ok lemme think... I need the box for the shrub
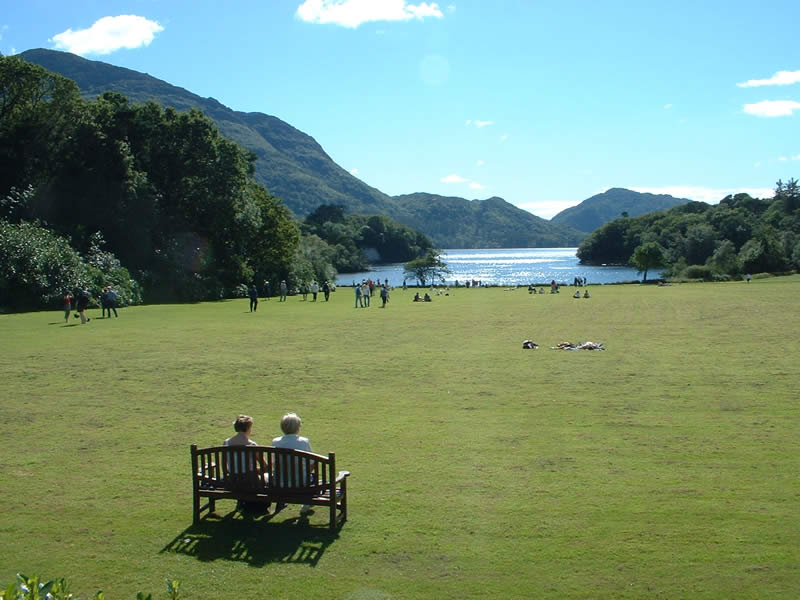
[0,574,181,600]
[0,221,87,309]
[682,265,714,281]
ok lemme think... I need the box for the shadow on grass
[161,510,338,566]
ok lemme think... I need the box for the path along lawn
[1,277,799,599]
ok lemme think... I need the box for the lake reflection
[336,248,651,287]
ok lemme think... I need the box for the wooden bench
[191,444,350,531]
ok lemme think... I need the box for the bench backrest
[192,445,336,494]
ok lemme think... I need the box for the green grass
[2,278,799,599]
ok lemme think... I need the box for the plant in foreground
[0,575,180,600]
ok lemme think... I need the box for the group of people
[63,286,119,324]
[224,412,315,516]
[572,289,591,298]
[260,280,333,305]
[355,279,390,308]
[413,292,432,302]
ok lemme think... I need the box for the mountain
[393,193,583,248]
[550,188,691,233]
[19,48,584,248]
[19,48,399,219]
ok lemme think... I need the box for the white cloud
[743,100,800,117]
[349,167,360,175]
[465,119,493,127]
[50,15,163,55]
[663,103,673,109]
[499,134,508,142]
[779,157,788,161]
[475,159,484,167]
[630,186,774,204]
[296,0,443,28]
[0,25,7,41]
[469,182,484,189]
[447,4,457,13]
[737,70,800,88]
[441,174,468,183]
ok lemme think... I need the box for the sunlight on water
[336,248,652,287]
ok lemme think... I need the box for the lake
[336,248,652,287]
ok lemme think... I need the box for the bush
[0,221,87,309]
[682,265,714,281]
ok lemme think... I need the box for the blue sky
[3,0,799,218]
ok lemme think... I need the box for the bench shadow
[161,510,338,567]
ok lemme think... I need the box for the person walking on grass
[323,280,331,301]
[75,287,91,324]
[355,284,363,308]
[279,280,288,301]
[311,280,319,302]
[380,284,389,308]
[249,284,259,312]
[63,290,73,323]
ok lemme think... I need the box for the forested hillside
[0,55,432,308]
[577,185,800,280]
[393,193,583,248]
[551,188,690,233]
[20,48,584,249]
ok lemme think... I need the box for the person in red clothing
[63,290,73,323]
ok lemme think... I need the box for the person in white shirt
[272,412,314,516]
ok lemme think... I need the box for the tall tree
[403,249,451,286]
[630,242,666,282]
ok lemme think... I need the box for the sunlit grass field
[1,277,799,599]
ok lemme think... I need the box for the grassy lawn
[1,277,799,599]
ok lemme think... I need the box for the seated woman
[423,293,432,302]
[583,290,590,298]
[272,412,315,516]
[413,292,421,302]
[224,414,269,512]
[573,290,581,298]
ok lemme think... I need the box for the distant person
[263,280,272,300]
[573,290,581,298]
[279,280,288,301]
[355,284,363,308]
[423,293,432,302]
[311,280,319,301]
[380,284,389,307]
[63,290,73,323]
[104,286,119,318]
[323,280,331,301]
[272,412,315,516]
[75,287,91,324]
[583,290,591,298]
[746,273,751,283]
[300,281,308,301]
[248,284,259,312]
[402,279,407,291]
[413,292,421,302]
[362,281,370,307]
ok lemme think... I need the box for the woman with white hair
[272,412,314,516]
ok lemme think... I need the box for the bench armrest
[335,470,350,483]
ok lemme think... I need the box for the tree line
[0,55,433,309]
[577,182,800,281]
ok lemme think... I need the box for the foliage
[301,205,433,274]
[0,575,179,600]
[630,242,666,281]
[403,248,452,286]
[0,220,86,309]
[578,186,800,278]
[0,55,300,305]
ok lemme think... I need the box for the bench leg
[192,488,201,524]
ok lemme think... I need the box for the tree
[403,249,451,286]
[630,242,666,282]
